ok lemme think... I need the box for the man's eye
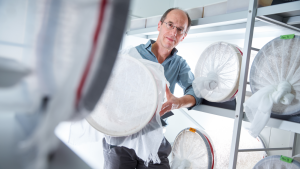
[168,23,173,27]
[177,28,183,32]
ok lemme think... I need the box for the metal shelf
[127,1,300,39]
[192,104,300,134]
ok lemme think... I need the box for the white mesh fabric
[68,119,104,145]
[253,155,300,169]
[86,54,157,136]
[71,48,167,166]
[171,129,212,169]
[193,42,242,102]
[246,36,300,137]
[249,36,300,115]
[105,51,166,166]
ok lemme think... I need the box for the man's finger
[160,103,169,116]
[165,85,172,100]
[160,109,167,116]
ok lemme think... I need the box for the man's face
[157,9,188,50]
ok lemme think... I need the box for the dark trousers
[102,137,172,169]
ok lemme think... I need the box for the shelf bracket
[256,15,300,32]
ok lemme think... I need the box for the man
[103,8,202,169]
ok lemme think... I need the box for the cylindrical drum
[250,35,300,115]
[86,54,158,137]
[193,42,242,102]
[171,127,216,169]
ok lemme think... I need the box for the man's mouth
[166,37,175,42]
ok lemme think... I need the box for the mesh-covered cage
[249,35,300,115]
[171,127,216,169]
[74,48,168,165]
[85,54,158,137]
[253,155,300,169]
[245,35,300,137]
[193,42,242,102]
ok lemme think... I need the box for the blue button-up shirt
[135,40,202,109]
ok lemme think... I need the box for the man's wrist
[179,95,196,108]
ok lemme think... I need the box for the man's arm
[159,85,196,116]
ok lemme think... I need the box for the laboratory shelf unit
[192,104,300,135]
[127,1,300,39]
[126,1,300,169]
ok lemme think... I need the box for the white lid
[250,36,300,115]
[86,54,158,137]
[194,42,242,102]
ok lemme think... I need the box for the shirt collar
[144,40,178,57]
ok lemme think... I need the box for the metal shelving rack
[227,1,300,168]
[127,1,300,168]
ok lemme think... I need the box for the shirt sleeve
[177,58,202,110]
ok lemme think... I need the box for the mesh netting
[70,47,167,166]
[193,42,242,102]
[253,155,300,169]
[249,36,300,115]
[86,54,157,137]
[246,36,300,137]
[171,128,213,169]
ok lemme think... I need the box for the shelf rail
[239,147,293,152]
[256,15,300,32]
[228,0,258,168]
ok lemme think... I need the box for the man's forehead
[165,10,188,28]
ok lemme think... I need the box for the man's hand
[159,85,196,117]
[159,85,181,116]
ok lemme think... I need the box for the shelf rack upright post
[228,0,258,168]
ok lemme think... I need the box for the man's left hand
[159,85,181,116]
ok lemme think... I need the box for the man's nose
[170,26,177,36]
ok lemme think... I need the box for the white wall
[129,0,227,18]
[130,0,175,18]
[174,0,227,10]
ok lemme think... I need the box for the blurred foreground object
[0,57,30,88]
[0,0,130,168]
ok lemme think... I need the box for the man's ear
[157,21,162,31]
